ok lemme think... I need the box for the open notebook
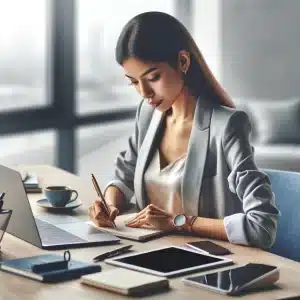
[87,213,164,241]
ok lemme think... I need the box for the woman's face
[122,57,184,112]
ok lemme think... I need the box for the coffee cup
[44,186,78,207]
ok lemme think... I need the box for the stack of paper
[22,173,42,193]
[81,268,169,296]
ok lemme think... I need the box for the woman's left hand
[125,204,176,231]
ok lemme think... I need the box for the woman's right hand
[88,200,119,227]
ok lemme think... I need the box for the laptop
[0,164,120,250]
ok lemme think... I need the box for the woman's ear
[178,50,191,74]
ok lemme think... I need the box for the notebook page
[86,213,163,241]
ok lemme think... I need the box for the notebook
[22,173,42,193]
[87,213,164,241]
[81,268,169,296]
[0,252,101,282]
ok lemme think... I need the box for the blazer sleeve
[222,110,281,249]
[103,101,143,205]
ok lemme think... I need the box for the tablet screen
[184,263,277,293]
[108,246,232,276]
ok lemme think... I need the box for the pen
[0,192,5,210]
[93,245,133,262]
[91,174,117,228]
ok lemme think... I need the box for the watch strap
[187,216,197,232]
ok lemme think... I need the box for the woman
[88,12,280,249]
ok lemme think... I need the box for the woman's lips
[149,99,163,108]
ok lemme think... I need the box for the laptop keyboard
[35,218,85,245]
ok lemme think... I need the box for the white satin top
[144,149,187,215]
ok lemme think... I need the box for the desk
[0,164,299,299]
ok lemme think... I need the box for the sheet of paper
[87,213,163,241]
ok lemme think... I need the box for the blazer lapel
[134,109,164,209]
[181,95,213,215]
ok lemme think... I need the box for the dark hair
[116,11,235,108]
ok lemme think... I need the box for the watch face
[174,214,186,226]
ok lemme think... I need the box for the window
[77,120,134,179]
[0,0,192,173]
[77,0,175,115]
[0,130,55,166]
[0,0,47,112]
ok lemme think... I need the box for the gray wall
[221,0,300,99]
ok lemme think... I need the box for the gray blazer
[105,95,280,249]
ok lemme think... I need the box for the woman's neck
[168,90,197,124]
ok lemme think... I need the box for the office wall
[221,0,300,99]
[193,0,221,80]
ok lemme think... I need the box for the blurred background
[0,0,299,186]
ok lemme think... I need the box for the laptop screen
[0,165,42,248]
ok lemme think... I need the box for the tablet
[105,246,233,277]
[182,263,279,296]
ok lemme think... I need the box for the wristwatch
[173,214,197,232]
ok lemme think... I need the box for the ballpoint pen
[91,174,117,228]
[93,245,133,262]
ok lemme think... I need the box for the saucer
[36,199,82,211]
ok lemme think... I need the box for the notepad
[81,268,169,296]
[87,213,164,241]
[0,253,101,282]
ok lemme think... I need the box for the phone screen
[184,263,277,294]
[186,241,232,255]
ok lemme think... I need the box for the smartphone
[186,241,232,256]
[183,263,279,296]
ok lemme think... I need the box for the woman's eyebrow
[125,67,158,79]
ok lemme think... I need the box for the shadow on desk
[129,285,172,298]
[235,284,283,297]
